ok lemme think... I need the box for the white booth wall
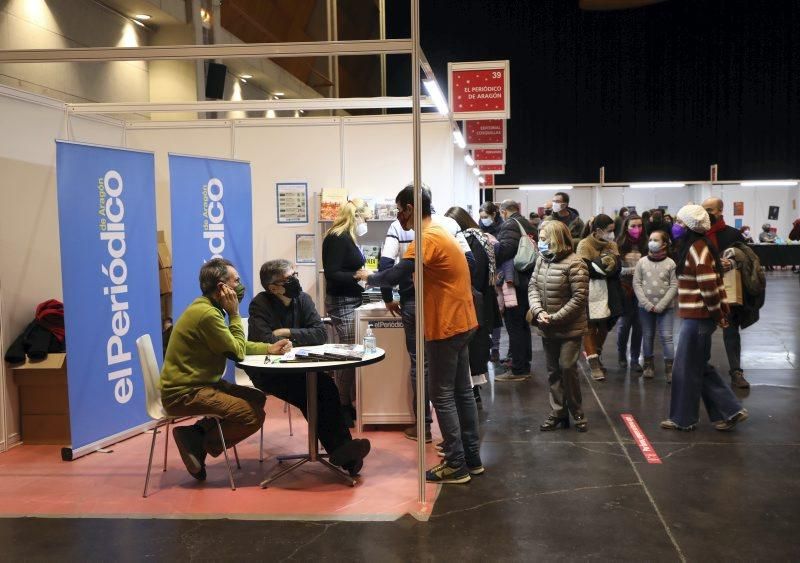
[0,86,125,450]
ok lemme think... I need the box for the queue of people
[158,185,762,489]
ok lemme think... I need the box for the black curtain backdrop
[386,0,800,184]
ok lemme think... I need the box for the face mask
[628,226,643,240]
[544,209,552,216]
[552,202,564,213]
[398,207,412,231]
[480,217,493,227]
[356,221,368,237]
[281,276,302,299]
[234,282,246,303]
[648,240,662,253]
[537,240,549,253]
[671,224,687,240]
[599,231,614,242]
[707,213,718,226]
[744,230,751,237]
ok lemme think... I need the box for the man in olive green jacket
[161,258,291,480]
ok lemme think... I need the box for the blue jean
[401,299,432,425]
[427,330,481,467]
[638,308,675,361]
[669,318,743,427]
[617,290,642,363]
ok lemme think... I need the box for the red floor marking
[621,414,662,464]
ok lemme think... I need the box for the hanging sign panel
[474,149,505,165]
[479,163,506,175]
[56,141,161,454]
[465,119,506,149]
[483,174,495,187]
[448,60,511,120]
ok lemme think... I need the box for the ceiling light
[464,154,475,166]
[739,180,798,187]
[423,79,449,116]
[133,14,151,21]
[267,110,276,119]
[452,130,466,149]
[273,92,284,97]
[472,167,480,176]
[629,182,686,189]
[519,184,574,191]
[240,78,247,83]
[240,74,252,79]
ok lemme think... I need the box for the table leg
[307,371,319,461]
[260,458,308,488]
[319,457,356,486]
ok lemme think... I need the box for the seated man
[160,258,292,481]
[246,259,371,476]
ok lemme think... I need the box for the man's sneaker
[714,409,749,431]
[466,459,485,475]
[730,370,750,389]
[425,461,471,484]
[403,425,433,443]
[172,426,206,480]
[660,419,696,431]
[496,372,530,382]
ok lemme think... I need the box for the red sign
[448,60,510,120]
[465,120,506,148]
[474,149,505,164]
[479,163,505,174]
[483,174,495,187]
[621,414,662,464]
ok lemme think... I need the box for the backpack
[730,242,766,306]
[513,219,537,272]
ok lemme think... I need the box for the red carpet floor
[0,406,440,521]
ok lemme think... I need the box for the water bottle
[363,325,376,354]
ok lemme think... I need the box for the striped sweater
[677,240,729,321]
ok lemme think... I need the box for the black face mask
[282,276,302,299]
[544,209,552,216]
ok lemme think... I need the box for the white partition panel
[0,87,124,449]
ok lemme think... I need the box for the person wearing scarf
[633,230,677,382]
[615,214,648,373]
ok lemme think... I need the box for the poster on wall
[56,141,161,457]
[276,182,308,224]
[768,206,780,220]
[733,201,744,216]
[296,234,316,264]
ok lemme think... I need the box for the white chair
[138,334,236,497]
[234,317,294,441]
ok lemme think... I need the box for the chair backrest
[233,317,251,386]
[136,334,166,420]
[321,316,337,344]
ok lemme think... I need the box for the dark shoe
[588,355,605,381]
[330,438,371,468]
[630,362,644,374]
[730,370,750,389]
[403,425,433,443]
[467,463,485,475]
[574,419,588,432]
[660,419,696,431]
[643,357,655,378]
[714,409,749,431]
[664,359,673,384]
[340,405,355,429]
[618,355,628,369]
[425,461,471,484]
[172,426,206,480]
[473,386,482,409]
[540,416,570,431]
[342,458,364,477]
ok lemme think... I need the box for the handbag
[512,219,537,272]
[588,278,611,320]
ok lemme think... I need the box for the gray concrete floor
[2,273,798,561]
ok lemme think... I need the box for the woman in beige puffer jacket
[527,220,589,432]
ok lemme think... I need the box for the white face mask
[480,217,493,227]
[648,240,662,253]
[552,202,564,213]
[356,221,368,237]
[601,231,615,242]
[744,230,751,237]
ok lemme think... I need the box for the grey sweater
[633,256,678,313]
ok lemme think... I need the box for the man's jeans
[638,308,675,360]
[669,318,743,427]
[401,299,432,425]
[427,330,481,467]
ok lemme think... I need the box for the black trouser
[722,306,743,374]
[247,371,352,455]
[503,283,532,375]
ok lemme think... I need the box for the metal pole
[379,0,387,114]
[190,0,206,102]
[411,0,425,506]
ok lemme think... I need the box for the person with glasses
[245,259,371,476]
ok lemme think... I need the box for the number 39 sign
[448,60,510,120]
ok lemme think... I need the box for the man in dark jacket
[551,191,585,242]
[246,259,370,476]
[703,197,750,389]
[496,200,536,379]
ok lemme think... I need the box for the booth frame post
[379,0,387,114]
[411,0,426,506]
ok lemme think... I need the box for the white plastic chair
[138,334,237,497]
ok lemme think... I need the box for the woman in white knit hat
[661,204,748,432]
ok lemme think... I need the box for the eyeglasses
[274,272,299,285]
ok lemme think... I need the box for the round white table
[237,346,385,488]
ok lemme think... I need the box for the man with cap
[702,197,750,389]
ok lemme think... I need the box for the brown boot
[664,359,673,384]
[730,369,750,389]
[587,355,605,381]
[643,357,655,379]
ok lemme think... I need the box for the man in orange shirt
[357,186,482,484]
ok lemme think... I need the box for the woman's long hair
[326,198,371,241]
[616,213,648,255]
[445,206,480,231]
[675,230,723,276]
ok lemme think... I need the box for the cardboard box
[12,353,71,445]
[159,267,172,295]
[157,230,172,269]
[723,269,743,306]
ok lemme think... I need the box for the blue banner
[168,154,253,380]
[56,141,161,450]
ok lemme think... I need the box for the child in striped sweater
[660,205,748,432]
